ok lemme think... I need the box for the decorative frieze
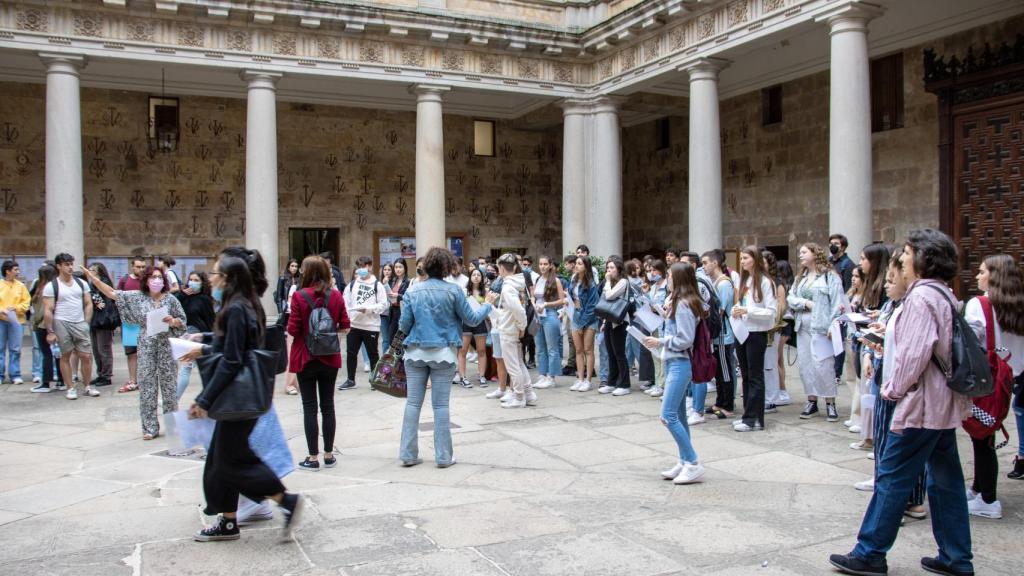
[643,38,660,62]
[728,1,750,26]
[517,58,539,79]
[177,23,204,48]
[317,37,340,60]
[125,19,154,42]
[553,62,574,83]
[621,46,637,71]
[15,8,47,32]
[226,29,251,52]
[669,25,686,50]
[480,53,502,75]
[442,50,465,71]
[273,33,296,56]
[360,41,384,63]
[698,14,716,41]
[764,0,787,12]
[73,12,104,38]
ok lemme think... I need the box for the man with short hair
[665,249,680,266]
[444,257,470,291]
[0,260,31,384]
[43,253,97,399]
[117,257,147,392]
[702,250,737,416]
[828,233,855,382]
[154,255,180,293]
[320,251,346,291]
[339,256,388,390]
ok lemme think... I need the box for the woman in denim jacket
[569,256,601,392]
[786,243,844,422]
[398,248,494,468]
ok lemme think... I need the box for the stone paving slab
[408,497,575,548]
[0,475,129,514]
[347,548,507,576]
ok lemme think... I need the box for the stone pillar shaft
[243,70,281,315]
[42,54,86,263]
[560,105,587,257]
[412,85,450,254]
[685,59,727,255]
[590,99,622,258]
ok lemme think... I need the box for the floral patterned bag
[371,329,408,398]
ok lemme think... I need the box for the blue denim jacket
[570,281,600,327]
[399,278,492,349]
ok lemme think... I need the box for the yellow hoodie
[0,279,31,324]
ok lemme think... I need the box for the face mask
[486,271,497,281]
[648,273,661,282]
[188,281,202,292]
[212,287,223,302]
[522,266,532,274]
[148,278,164,293]
[357,268,370,279]
[829,244,840,255]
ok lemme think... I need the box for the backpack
[696,275,723,340]
[691,317,717,383]
[299,289,341,356]
[921,283,993,398]
[962,296,1014,446]
[51,277,88,309]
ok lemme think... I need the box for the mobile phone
[855,330,883,345]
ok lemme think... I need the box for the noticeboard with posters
[374,232,467,269]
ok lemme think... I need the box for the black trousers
[298,359,338,456]
[387,306,402,341]
[738,332,767,426]
[520,333,536,364]
[35,328,61,386]
[604,322,630,389]
[346,328,380,381]
[203,418,285,515]
[637,344,654,384]
[714,342,737,411]
[90,327,114,381]
[971,435,998,503]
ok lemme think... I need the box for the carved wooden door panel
[953,100,1024,295]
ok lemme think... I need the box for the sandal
[118,381,139,393]
[285,386,298,395]
[142,432,158,441]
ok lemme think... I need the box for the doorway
[289,228,340,263]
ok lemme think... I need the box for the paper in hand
[169,337,203,360]
[633,305,662,333]
[830,321,844,356]
[146,307,169,335]
[626,325,654,348]
[729,315,749,344]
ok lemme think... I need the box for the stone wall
[0,83,562,271]
[622,15,1022,261]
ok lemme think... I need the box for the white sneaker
[673,462,706,484]
[525,391,538,406]
[570,380,582,392]
[843,419,854,427]
[849,424,862,434]
[501,397,526,409]
[850,440,872,451]
[966,488,979,501]
[32,376,41,384]
[687,412,705,425]
[854,478,875,492]
[598,385,616,394]
[66,388,78,400]
[364,363,371,373]
[776,391,791,405]
[661,462,685,480]
[967,497,1002,519]
[707,382,716,393]
[485,389,505,399]
[577,381,592,392]
[611,387,631,396]
[534,377,554,389]
[13,377,23,385]
[648,385,664,398]
[643,386,654,395]
[84,386,100,397]
[499,390,515,403]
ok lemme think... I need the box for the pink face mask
[148,278,164,293]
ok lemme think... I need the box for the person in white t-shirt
[155,255,180,294]
[42,253,96,400]
[339,256,389,390]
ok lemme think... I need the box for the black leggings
[971,435,998,503]
[203,418,285,515]
[604,322,630,389]
[738,332,767,426]
[714,342,737,412]
[298,360,338,456]
[346,328,380,380]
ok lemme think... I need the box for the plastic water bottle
[51,342,61,359]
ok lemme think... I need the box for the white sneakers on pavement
[687,411,705,425]
[598,385,616,394]
[673,462,706,484]
[577,381,592,392]
[533,376,555,389]
[485,388,505,399]
[967,496,1002,519]
[854,478,875,492]
[611,387,631,396]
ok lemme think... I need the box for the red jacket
[287,287,350,373]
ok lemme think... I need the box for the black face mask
[486,271,497,281]
[416,267,424,276]
[829,244,840,256]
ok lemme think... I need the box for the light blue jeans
[691,382,708,413]
[380,315,392,354]
[598,331,609,382]
[625,335,640,373]
[534,313,562,378]
[0,320,24,380]
[175,327,199,400]
[662,357,698,463]
[31,328,43,380]
[400,360,457,465]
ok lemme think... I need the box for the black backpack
[921,283,993,398]
[299,290,340,356]
[696,274,723,340]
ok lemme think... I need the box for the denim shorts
[571,319,599,332]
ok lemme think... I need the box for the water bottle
[51,342,61,359]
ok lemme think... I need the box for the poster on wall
[11,256,48,285]
[86,257,130,287]
[173,258,210,284]
[375,233,466,268]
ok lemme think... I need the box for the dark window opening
[655,117,670,150]
[871,53,904,132]
[761,85,782,126]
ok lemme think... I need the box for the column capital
[241,70,282,89]
[814,1,885,33]
[678,57,729,81]
[559,95,624,116]
[39,52,86,74]
[410,84,451,102]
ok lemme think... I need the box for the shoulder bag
[196,348,278,421]
[371,329,408,398]
[595,280,634,324]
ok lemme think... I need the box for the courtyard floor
[0,346,1020,576]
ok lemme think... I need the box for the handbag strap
[919,282,955,377]
[978,296,996,356]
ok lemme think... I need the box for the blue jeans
[852,428,973,573]
[176,327,200,400]
[1015,396,1024,458]
[625,335,640,372]
[598,331,609,382]
[400,360,457,465]
[380,315,392,354]
[661,358,698,463]
[31,328,42,380]
[534,313,561,377]
[691,382,708,413]
[0,320,24,380]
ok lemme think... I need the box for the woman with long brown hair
[569,256,601,392]
[731,246,778,432]
[848,243,891,438]
[964,254,1024,516]
[787,242,844,421]
[644,262,707,484]
[532,255,566,389]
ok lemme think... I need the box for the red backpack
[962,296,1014,446]
[691,317,717,383]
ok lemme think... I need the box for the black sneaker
[324,453,337,468]
[460,378,473,389]
[764,403,778,414]
[1008,455,1024,480]
[93,378,113,387]
[194,516,241,542]
[298,458,320,471]
[920,556,974,576]
[337,379,356,391]
[826,403,839,422]
[799,401,819,419]
[828,553,887,576]
[279,493,302,539]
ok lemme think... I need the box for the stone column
[242,70,281,315]
[411,84,450,254]
[683,58,727,255]
[560,100,588,257]
[590,97,623,257]
[823,7,880,255]
[41,53,86,263]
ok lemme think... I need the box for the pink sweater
[882,279,972,432]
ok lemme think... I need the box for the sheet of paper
[812,334,835,362]
[169,337,203,361]
[4,309,17,324]
[633,305,663,333]
[840,312,872,326]
[729,315,749,344]
[830,321,844,356]
[626,324,655,348]
[171,410,215,451]
[648,299,665,317]
[146,307,169,335]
